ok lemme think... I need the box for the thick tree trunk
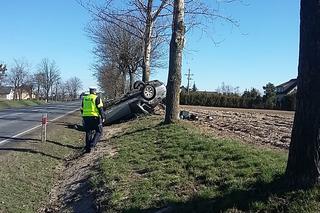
[286,0,320,187]
[164,0,185,124]
[142,0,153,82]
[18,88,22,100]
[46,89,49,102]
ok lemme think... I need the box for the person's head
[89,86,97,94]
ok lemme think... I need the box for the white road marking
[0,108,79,146]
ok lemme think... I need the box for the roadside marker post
[41,114,48,142]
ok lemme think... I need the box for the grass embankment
[0,99,45,110]
[0,113,83,213]
[93,116,320,212]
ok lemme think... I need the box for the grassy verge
[93,116,320,212]
[0,99,46,110]
[0,113,84,213]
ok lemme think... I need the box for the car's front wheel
[142,84,156,101]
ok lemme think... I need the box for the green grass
[0,114,83,213]
[0,99,46,110]
[93,116,320,213]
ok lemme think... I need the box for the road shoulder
[0,113,84,213]
[43,122,128,212]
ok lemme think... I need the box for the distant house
[0,86,14,100]
[18,84,34,100]
[276,78,297,99]
[0,85,34,100]
[180,86,188,93]
[276,78,297,110]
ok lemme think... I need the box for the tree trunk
[18,88,22,100]
[37,85,40,100]
[164,0,185,124]
[122,71,127,94]
[55,85,58,101]
[129,72,134,91]
[142,0,153,82]
[46,89,49,102]
[285,0,320,187]
[13,84,18,100]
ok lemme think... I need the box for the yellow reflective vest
[82,94,103,117]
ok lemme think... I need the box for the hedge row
[180,92,296,111]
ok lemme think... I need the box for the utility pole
[185,68,194,94]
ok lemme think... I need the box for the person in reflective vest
[81,86,105,153]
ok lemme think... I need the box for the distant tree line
[180,82,296,111]
[0,58,83,102]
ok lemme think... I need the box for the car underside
[103,80,166,125]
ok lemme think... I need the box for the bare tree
[285,0,320,187]
[80,0,171,82]
[33,71,45,100]
[68,77,83,99]
[165,0,185,123]
[37,58,60,102]
[81,0,238,82]
[64,80,73,101]
[23,74,35,99]
[59,81,68,101]
[216,82,240,95]
[0,63,7,85]
[7,59,30,100]
[94,63,125,99]
[89,19,144,92]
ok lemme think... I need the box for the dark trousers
[83,116,103,149]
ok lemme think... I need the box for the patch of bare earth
[181,105,294,150]
[42,124,125,213]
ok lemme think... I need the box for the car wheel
[133,81,145,90]
[142,84,156,101]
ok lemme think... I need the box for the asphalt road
[0,101,81,146]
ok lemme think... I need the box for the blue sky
[0,0,300,93]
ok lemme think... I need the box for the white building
[0,86,14,100]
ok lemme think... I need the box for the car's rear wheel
[142,84,156,101]
[133,80,145,90]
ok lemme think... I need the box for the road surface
[0,101,81,146]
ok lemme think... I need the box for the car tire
[133,81,145,90]
[142,84,156,101]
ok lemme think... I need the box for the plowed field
[181,105,295,149]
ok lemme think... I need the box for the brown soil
[181,105,295,149]
[42,123,125,213]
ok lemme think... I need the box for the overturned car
[103,80,166,124]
